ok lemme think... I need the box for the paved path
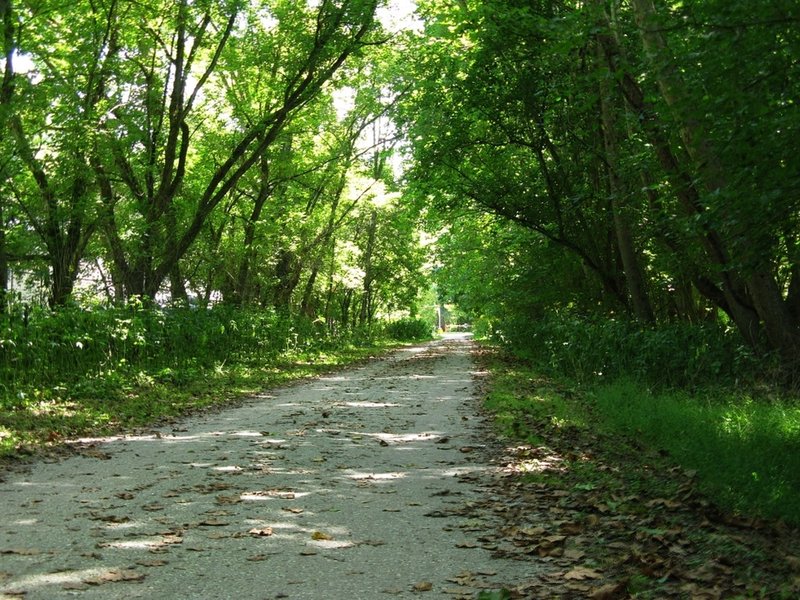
[1,334,535,598]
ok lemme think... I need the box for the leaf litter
[456,349,800,598]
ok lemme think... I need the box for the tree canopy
[1,0,798,374]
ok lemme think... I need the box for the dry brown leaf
[248,527,274,537]
[62,582,89,591]
[215,494,241,505]
[136,559,168,567]
[564,567,603,581]
[84,569,145,585]
[311,531,333,541]
[247,554,269,561]
[589,582,626,599]
[413,581,433,592]
[0,548,42,556]
[198,519,229,527]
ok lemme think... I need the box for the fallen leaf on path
[311,531,333,541]
[243,489,295,500]
[215,494,241,505]
[413,581,433,591]
[62,582,89,591]
[198,519,229,526]
[136,559,168,567]
[247,554,269,561]
[89,513,130,523]
[82,449,112,460]
[564,567,603,581]
[83,569,145,585]
[282,507,304,514]
[248,527,274,537]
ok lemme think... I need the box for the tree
[91,0,382,300]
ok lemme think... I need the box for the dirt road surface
[1,334,535,598]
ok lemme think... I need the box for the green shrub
[0,304,336,405]
[384,317,432,340]
[493,313,765,390]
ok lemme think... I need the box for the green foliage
[0,303,332,395]
[591,380,800,524]
[493,313,765,390]
[0,303,400,457]
[484,351,800,526]
[383,317,431,341]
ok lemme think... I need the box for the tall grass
[0,303,353,398]
[0,303,409,456]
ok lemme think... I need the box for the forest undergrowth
[484,314,800,526]
[478,334,800,598]
[0,304,430,459]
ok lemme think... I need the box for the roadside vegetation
[480,345,799,598]
[0,304,432,458]
[479,315,800,527]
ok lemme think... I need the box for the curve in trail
[0,334,536,599]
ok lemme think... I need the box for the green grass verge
[0,341,397,460]
[483,350,800,526]
[590,379,800,524]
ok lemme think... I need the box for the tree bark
[628,0,799,363]
[595,36,654,322]
[358,210,378,327]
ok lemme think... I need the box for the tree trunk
[595,37,654,322]
[628,0,800,363]
[300,263,320,318]
[592,6,765,347]
[358,210,378,327]
[0,200,7,312]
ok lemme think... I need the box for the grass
[590,379,800,524]
[481,349,800,526]
[0,341,397,460]
[479,348,800,597]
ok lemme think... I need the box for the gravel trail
[0,334,536,599]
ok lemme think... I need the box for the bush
[0,304,332,399]
[492,312,765,390]
[384,317,432,340]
